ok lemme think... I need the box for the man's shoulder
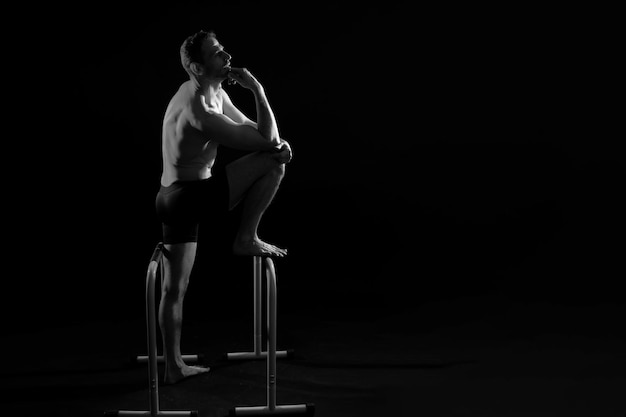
[168,87,204,117]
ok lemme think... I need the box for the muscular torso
[160,81,223,187]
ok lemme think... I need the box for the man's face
[200,37,232,79]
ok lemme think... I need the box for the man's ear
[190,62,204,76]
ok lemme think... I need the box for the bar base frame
[135,354,203,365]
[230,403,315,416]
[105,411,198,416]
[225,349,292,361]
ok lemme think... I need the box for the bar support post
[229,257,314,416]
[105,243,198,417]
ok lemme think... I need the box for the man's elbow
[261,139,280,151]
[268,136,282,147]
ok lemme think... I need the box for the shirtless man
[155,30,292,384]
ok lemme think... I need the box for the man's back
[161,81,220,187]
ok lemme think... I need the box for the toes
[266,245,285,257]
[242,239,288,257]
[265,243,287,255]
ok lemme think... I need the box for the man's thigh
[162,242,197,293]
[224,151,281,209]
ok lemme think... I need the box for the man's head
[180,30,232,81]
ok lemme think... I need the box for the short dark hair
[180,30,216,74]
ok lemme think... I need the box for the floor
[2,280,625,417]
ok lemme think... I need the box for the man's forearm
[252,85,281,146]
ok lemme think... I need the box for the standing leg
[159,242,210,384]
[226,151,287,257]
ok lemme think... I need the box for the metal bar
[111,411,198,416]
[254,256,263,355]
[266,257,277,410]
[106,242,197,417]
[135,354,202,364]
[147,256,162,415]
[230,257,313,416]
[232,404,311,416]
[225,351,290,360]
[226,256,292,361]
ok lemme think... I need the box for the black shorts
[155,169,230,244]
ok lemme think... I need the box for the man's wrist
[251,82,265,96]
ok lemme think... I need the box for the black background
[4,2,622,336]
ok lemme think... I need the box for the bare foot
[164,364,210,385]
[233,237,287,257]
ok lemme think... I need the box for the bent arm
[192,106,276,152]
[252,85,281,146]
[226,67,282,147]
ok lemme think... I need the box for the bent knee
[263,161,285,185]
[270,161,285,177]
[258,153,285,177]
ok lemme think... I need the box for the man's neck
[192,77,223,106]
